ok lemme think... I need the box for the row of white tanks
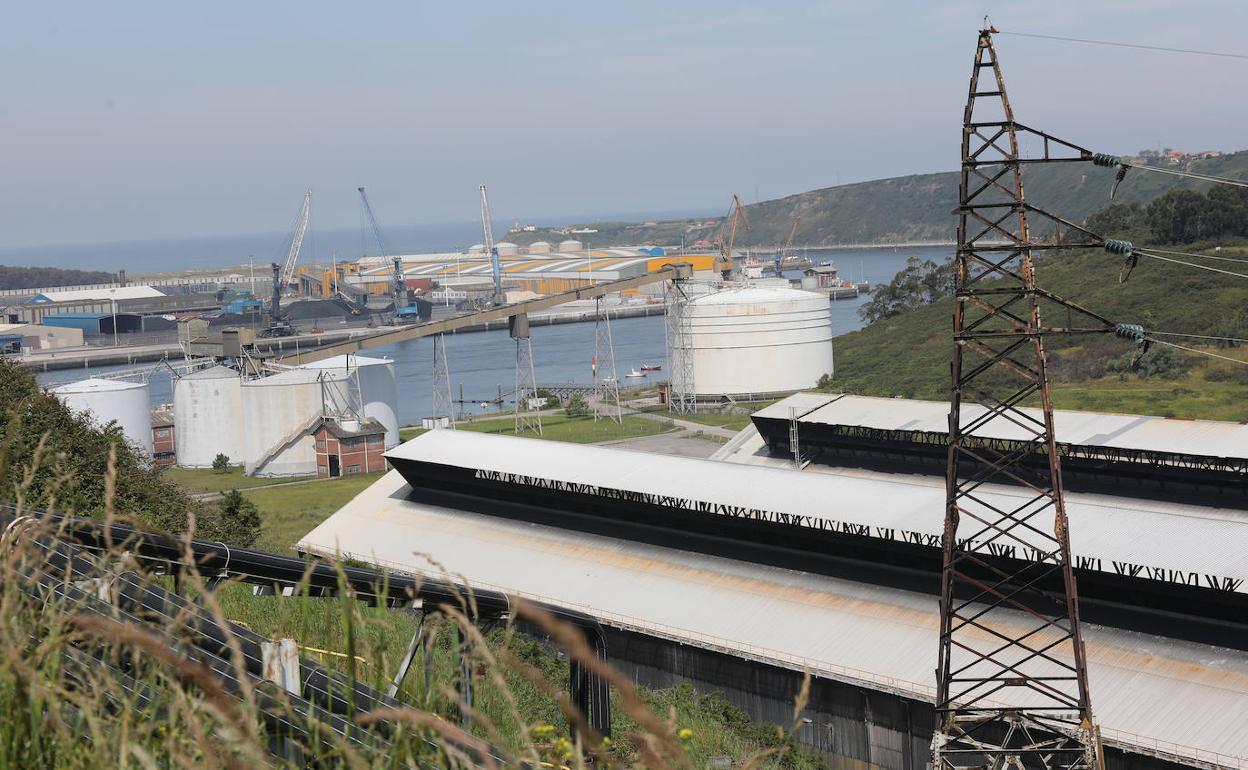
[174,354,399,476]
[51,289,831,465]
[672,286,835,399]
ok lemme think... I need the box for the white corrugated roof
[51,377,146,393]
[755,393,1248,461]
[297,469,1248,766]
[31,286,165,303]
[386,431,1248,594]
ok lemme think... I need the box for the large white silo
[299,354,399,448]
[52,378,153,456]
[558,239,583,253]
[670,287,834,401]
[241,369,326,476]
[528,241,552,254]
[494,241,519,257]
[173,365,244,467]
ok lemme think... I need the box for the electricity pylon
[935,28,1118,770]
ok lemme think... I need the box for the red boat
[640,363,662,371]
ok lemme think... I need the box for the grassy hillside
[829,246,1248,420]
[506,151,1248,250]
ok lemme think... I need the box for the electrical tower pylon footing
[432,334,455,428]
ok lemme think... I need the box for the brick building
[312,417,387,479]
[150,405,176,467]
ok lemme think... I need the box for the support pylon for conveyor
[431,334,455,428]
[592,297,622,423]
[511,313,542,436]
[665,279,695,415]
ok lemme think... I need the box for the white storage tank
[670,287,834,400]
[241,369,326,476]
[467,244,486,255]
[494,241,519,257]
[52,378,153,457]
[299,354,399,448]
[173,365,243,467]
[527,240,552,254]
[558,239,583,253]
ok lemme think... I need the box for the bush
[210,489,261,547]
[211,453,230,473]
[1105,344,1191,379]
[563,393,591,418]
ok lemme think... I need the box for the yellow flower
[678,728,694,741]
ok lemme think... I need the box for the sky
[2,0,1246,249]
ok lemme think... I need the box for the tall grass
[0,450,822,769]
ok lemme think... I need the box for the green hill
[827,245,1248,421]
[507,150,1248,249]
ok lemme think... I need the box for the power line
[1124,162,1248,190]
[1136,250,1248,279]
[1143,247,1248,265]
[1146,337,1248,366]
[1149,330,1248,344]
[998,30,1248,61]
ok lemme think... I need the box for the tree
[563,393,590,418]
[0,359,199,534]
[211,490,262,548]
[858,256,954,324]
[211,453,230,473]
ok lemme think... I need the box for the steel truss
[666,279,696,414]
[935,30,1118,770]
[593,298,622,423]
[432,334,455,427]
[512,314,543,436]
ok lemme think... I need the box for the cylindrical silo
[670,287,834,401]
[299,354,399,447]
[173,365,243,467]
[494,241,519,257]
[558,239,583,253]
[467,244,486,255]
[241,369,325,476]
[528,241,552,254]
[52,378,153,457]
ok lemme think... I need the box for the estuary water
[35,246,951,424]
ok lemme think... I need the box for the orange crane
[713,194,748,281]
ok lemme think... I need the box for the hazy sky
[3,0,1246,248]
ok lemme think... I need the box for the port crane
[776,215,800,273]
[358,187,412,317]
[480,184,503,303]
[278,190,312,289]
[713,194,749,281]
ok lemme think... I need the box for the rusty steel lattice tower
[936,29,1115,770]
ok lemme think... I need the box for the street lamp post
[109,288,118,347]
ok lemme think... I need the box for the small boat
[640,363,662,371]
[625,369,645,378]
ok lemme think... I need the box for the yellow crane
[713,194,748,281]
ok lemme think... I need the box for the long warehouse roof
[297,469,1248,769]
[386,430,1248,595]
[754,393,1248,462]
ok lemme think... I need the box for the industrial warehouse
[297,427,1248,770]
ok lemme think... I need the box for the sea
[32,239,952,424]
